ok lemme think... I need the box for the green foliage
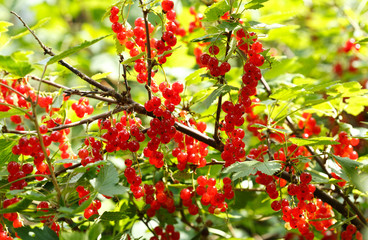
[93,163,128,197]
[289,137,340,147]
[0,55,33,77]
[192,84,238,113]
[0,138,19,169]
[47,35,111,65]
[223,160,281,180]
[15,226,59,240]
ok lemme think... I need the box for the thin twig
[29,76,117,104]
[11,11,124,103]
[214,31,233,142]
[138,0,153,100]
[260,76,367,229]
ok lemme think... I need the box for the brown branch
[214,31,233,142]
[11,11,124,103]
[138,0,153,100]
[260,76,367,229]
[30,102,62,201]
[279,172,364,230]
[55,163,82,177]
[29,76,117,104]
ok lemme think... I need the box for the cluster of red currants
[0,78,56,114]
[124,159,144,199]
[71,97,94,118]
[144,181,176,218]
[334,38,361,76]
[6,161,33,190]
[0,223,15,240]
[333,131,359,160]
[197,176,234,214]
[198,45,231,77]
[151,225,180,240]
[172,125,209,170]
[76,186,102,219]
[36,201,60,235]
[220,101,247,166]
[297,112,321,139]
[2,197,22,232]
[188,7,204,33]
[97,114,145,154]
[341,224,362,240]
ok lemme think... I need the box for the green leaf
[156,208,177,225]
[0,198,32,214]
[192,85,237,113]
[0,55,33,77]
[202,0,230,22]
[190,33,221,43]
[88,223,103,240]
[60,231,88,240]
[47,35,111,65]
[0,21,13,33]
[0,107,26,119]
[121,52,145,65]
[332,154,363,182]
[15,226,59,240]
[100,211,128,221]
[249,21,285,30]
[244,0,269,10]
[94,163,128,197]
[223,161,281,180]
[91,72,112,81]
[217,22,240,31]
[185,68,207,86]
[356,37,368,44]
[326,82,367,98]
[11,18,50,40]
[270,84,312,101]
[289,137,340,147]
[158,46,181,58]
[114,37,124,54]
[0,138,19,169]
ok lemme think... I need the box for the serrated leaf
[0,55,33,77]
[191,33,222,43]
[326,81,367,98]
[100,211,128,221]
[94,164,128,197]
[223,161,281,180]
[71,160,106,173]
[91,72,112,81]
[185,68,207,86]
[270,84,312,101]
[114,37,124,54]
[244,0,268,10]
[192,85,237,113]
[121,52,145,65]
[158,46,181,58]
[15,226,59,240]
[88,223,103,240]
[0,21,13,33]
[202,0,230,22]
[0,138,19,169]
[0,107,26,119]
[356,37,368,44]
[332,154,363,182]
[217,22,240,31]
[47,35,111,65]
[289,137,340,147]
[11,18,50,40]
[0,198,32,214]
[249,21,285,30]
